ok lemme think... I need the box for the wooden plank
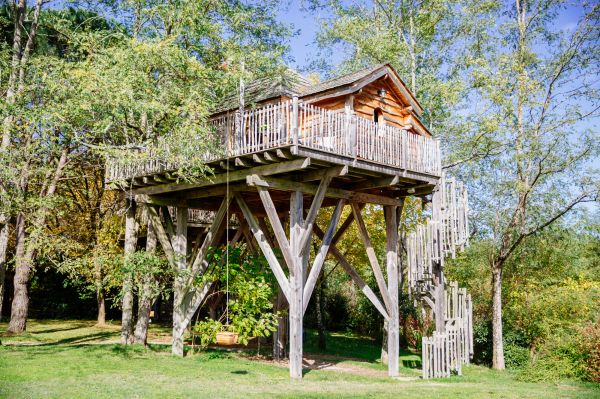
[256,187,295,271]
[351,203,393,314]
[302,200,345,314]
[350,176,402,191]
[134,194,187,207]
[132,158,312,195]
[235,194,291,300]
[298,175,332,255]
[187,195,232,284]
[179,184,251,200]
[144,204,175,266]
[298,165,348,182]
[247,175,404,207]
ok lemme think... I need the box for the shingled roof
[214,70,311,113]
[213,63,422,115]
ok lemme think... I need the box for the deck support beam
[121,199,138,344]
[172,206,188,356]
[384,205,400,377]
[302,199,345,315]
[289,191,305,379]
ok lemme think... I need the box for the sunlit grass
[1,320,598,398]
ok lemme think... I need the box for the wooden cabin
[107,63,444,380]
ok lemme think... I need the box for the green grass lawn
[0,320,598,398]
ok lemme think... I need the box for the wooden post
[384,205,399,377]
[121,198,137,344]
[431,186,446,333]
[172,206,188,356]
[292,97,299,151]
[289,191,304,379]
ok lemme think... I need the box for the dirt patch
[259,353,418,379]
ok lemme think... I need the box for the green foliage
[193,248,278,347]
[447,224,600,381]
[123,250,172,301]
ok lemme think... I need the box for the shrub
[518,326,593,382]
[578,321,600,383]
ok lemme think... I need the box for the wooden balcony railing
[106,98,442,183]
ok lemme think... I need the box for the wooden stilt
[172,206,188,356]
[121,199,138,345]
[384,205,399,377]
[289,191,304,379]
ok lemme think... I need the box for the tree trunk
[8,147,68,334]
[381,319,389,365]
[7,214,29,334]
[97,290,106,326]
[491,263,505,370]
[133,220,157,345]
[0,222,9,321]
[121,200,138,344]
[315,277,327,350]
[272,290,287,360]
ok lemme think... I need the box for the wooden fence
[105,99,442,182]
[422,281,473,379]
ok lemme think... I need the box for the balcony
[105,99,442,184]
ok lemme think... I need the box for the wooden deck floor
[117,146,438,212]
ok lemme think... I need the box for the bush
[518,326,595,382]
[504,330,530,369]
[578,321,600,383]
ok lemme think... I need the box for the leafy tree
[0,0,292,335]
[455,0,600,369]
[309,0,465,134]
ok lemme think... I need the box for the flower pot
[216,331,239,345]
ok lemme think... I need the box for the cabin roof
[214,70,311,114]
[213,63,423,115]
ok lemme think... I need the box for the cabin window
[374,108,383,124]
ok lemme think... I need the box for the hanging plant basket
[216,331,239,345]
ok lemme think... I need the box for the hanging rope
[224,61,244,329]
[225,155,230,326]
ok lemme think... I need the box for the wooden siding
[310,77,431,136]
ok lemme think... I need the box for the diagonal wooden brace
[352,203,394,314]
[186,195,232,286]
[256,186,295,272]
[302,199,345,315]
[298,175,333,257]
[145,204,176,266]
[236,194,291,301]
[313,225,390,320]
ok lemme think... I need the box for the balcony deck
[105,100,442,209]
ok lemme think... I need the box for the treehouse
[107,63,470,380]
